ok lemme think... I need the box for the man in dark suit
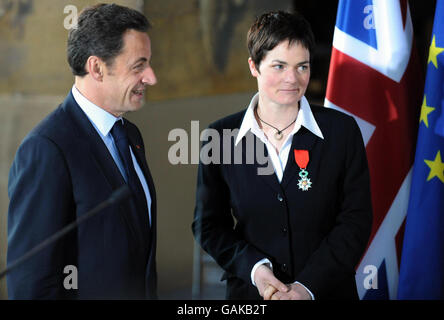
[7,4,157,299]
[192,11,372,300]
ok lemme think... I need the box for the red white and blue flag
[325,0,423,299]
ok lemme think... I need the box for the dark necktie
[111,120,150,248]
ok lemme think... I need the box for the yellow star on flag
[419,96,435,128]
[428,35,444,68]
[424,150,444,183]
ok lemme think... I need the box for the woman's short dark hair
[247,11,315,71]
[67,3,150,76]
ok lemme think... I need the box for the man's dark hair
[67,3,150,76]
[247,11,315,71]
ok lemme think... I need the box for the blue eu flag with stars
[398,0,444,299]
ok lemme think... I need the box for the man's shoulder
[21,95,79,150]
[12,105,73,167]
[27,104,68,139]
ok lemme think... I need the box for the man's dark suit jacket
[192,104,372,300]
[7,92,157,299]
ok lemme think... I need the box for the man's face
[101,29,157,116]
[249,40,310,107]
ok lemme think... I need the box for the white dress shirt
[71,85,152,226]
[235,93,324,299]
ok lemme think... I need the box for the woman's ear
[248,57,260,77]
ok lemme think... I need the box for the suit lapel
[231,110,281,193]
[126,124,157,257]
[127,131,157,222]
[62,92,126,190]
[132,140,158,290]
[239,131,282,193]
[61,92,144,249]
[127,132,156,198]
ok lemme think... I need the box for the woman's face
[249,40,311,108]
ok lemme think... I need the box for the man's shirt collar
[71,85,122,137]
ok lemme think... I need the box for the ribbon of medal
[294,149,312,191]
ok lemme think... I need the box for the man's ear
[85,56,104,81]
[248,57,260,77]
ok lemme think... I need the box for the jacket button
[277,194,283,202]
[282,227,287,233]
[282,264,288,272]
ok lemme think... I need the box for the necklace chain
[255,108,297,139]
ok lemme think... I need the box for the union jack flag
[325,0,424,299]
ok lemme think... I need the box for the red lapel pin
[294,149,312,191]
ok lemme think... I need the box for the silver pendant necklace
[256,109,297,140]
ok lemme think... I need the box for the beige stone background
[0,0,434,299]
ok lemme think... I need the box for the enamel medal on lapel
[294,149,312,191]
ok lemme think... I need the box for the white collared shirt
[71,85,152,226]
[238,93,323,299]
[235,93,323,182]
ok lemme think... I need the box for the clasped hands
[254,264,312,300]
